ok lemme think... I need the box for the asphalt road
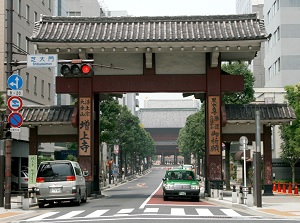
[11,167,300,223]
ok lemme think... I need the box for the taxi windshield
[166,171,195,180]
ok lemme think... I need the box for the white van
[35,160,88,208]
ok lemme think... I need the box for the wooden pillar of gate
[77,78,94,195]
[205,53,223,194]
[263,125,273,195]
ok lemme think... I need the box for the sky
[103,0,237,106]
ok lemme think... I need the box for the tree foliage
[280,84,300,186]
[100,98,155,172]
[177,105,205,159]
[221,62,255,104]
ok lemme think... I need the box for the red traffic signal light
[81,64,94,77]
[60,63,93,77]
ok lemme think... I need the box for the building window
[48,0,52,10]
[68,11,81,16]
[277,58,281,72]
[34,11,38,23]
[48,83,51,99]
[17,33,21,48]
[26,72,29,91]
[41,80,44,97]
[26,5,30,22]
[34,76,37,94]
[25,39,29,53]
[18,0,21,15]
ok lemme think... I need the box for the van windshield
[37,163,74,177]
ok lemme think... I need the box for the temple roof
[28,14,269,61]
[30,14,267,43]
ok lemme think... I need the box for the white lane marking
[171,208,185,215]
[25,212,59,221]
[220,208,242,216]
[144,208,159,213]
[114,208,134,216]
[85,209,109,218]
[56,210,85,219]
[139,182,162,209]
[195,208,214,216]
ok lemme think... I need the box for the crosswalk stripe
[220,209,242,217]
[144,208,159,213]
[114,208,134,216]
[195,208,214,216]
[24,207,245,221]
[85,210,109,218]
[25,212,59,221]
[171,208,185,215]
[55,210,85,219]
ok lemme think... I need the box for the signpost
[239,136,248,188]
[7,73,23,132]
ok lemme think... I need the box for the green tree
[222,62,255,104]
[0,93,4,108]
[177,105,205,164]
[66,142,77,150]
[280,84,300,186]
[100,97,122,144]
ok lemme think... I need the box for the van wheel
[38,202,45,208]
[81,189,87,203]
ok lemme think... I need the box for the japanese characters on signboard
[79,97,91,156]
[208,96,221,155]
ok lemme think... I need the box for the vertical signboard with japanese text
[79,97,91,156]
[208,96,221,155]
[28,155,37,186]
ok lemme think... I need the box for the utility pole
[4,0,14,209]
[254,110,262,207]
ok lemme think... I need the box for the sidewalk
[205,188,300,219]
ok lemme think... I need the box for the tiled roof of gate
[19,105,74,125]
[17,103,295,127]
[224,104,296,123]
[29,13,268,42]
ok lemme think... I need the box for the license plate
[50,187,61,193]
[179,192,186,195]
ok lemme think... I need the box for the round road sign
[8,112,23,128]
[7,96,23,111]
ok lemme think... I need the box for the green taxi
[162,169,200,201]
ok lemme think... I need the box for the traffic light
[60,63,94,78]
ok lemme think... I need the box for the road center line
[139,182,162,209]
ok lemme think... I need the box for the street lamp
[239,136,248,188]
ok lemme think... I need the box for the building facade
[264,0,300,88]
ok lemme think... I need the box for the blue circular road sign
[7,74,23,90]
[8,112,23,128]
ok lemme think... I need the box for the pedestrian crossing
[23,207,245,221]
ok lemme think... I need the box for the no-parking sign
[8,112,23,128]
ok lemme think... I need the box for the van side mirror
[83,171,89,177]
